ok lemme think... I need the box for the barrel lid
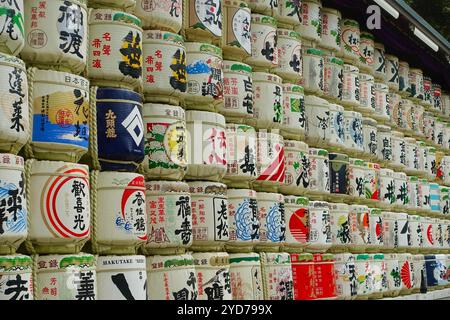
[185,42,222,57]
[330,202,349,211]
[284,196,309,206]
[256,192,284,203]
[408,176,419,182]
[97,171,145,190]
[362,117,377,125]
[37,253,95,270]
[283,83,304,94]
[252,71,282,84]
[223,60,252,74]
[30,160,89,177]
[227,188,257,199]
[146,254,195,270]
[229,253,260,265]
[309,148,328,157]
[143,103,185,118]
[0,52,26,70]
[305,95,329,107]
[192,252,230,267]
[226,123,256,134]
[90,9,142,28]
[395,212,408,219]
[96,87,142,103]
[304,47,324,56]
[341,19,360,28]
[97,255,146,271]
[251,14,277,27]
[349,158,365,167]
[314,253,334,262]
[370,208,382,215]
[290,253,314,262]
[0,153,24,170]
[328,103,344,112]
[385,54,399,61]
[143,30,184,45]
[371,253,384,260]
[284,140,308,151]
[260,252,291,265]
[0,255,32,272]
[33,69,89,90]
[325,56,344,66]
[432,82,442,88]
[145,180,189,193]
[188,181,227,195]
[356,253,370,261]
[360,32,374,41]
[277,29,301,41]
[185,110,226,126]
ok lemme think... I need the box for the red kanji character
[103,33,111,41]
[102,45,111,56]
[39,1,46,9]
[155,61,163,71]
[42,287,49,295]
[92,39,101,48]
[93,51,101,56]
[146,56,153,65]
[92,59,102,68]
[155,50,162,58]
[50,288,57,296]
[147,75,155,83]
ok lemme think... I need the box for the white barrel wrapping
[280,140,310,195]
[0,254,33,300]
[244,14,277,70]
[135,0,182,32]
[260,252,294,300]
[281,84,306,140]
[221,0,252,60]
[273,29,302,83]
[284,196,310,251]
[229,253,263,300]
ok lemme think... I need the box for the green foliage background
[404,0,450,40]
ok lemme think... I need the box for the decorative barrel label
[189,0,223,37]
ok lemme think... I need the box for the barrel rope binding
[25,159,35,255]
[24,67,36,159]
[89,86,101,170]
[32,253,38,300]
[90,170,99,253]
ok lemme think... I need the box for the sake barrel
[368,208,383,251]
[27,160,90,254]
[278,0,301,28]
[440,186,449,216]
[143,181,192,255]
[193,252,232,300]
[377,125,392,165]
[398,253,414,294]
[87,10,143,90]
[189,181,229,251]
[274,30,302,83]
[284,196,310,252]
[96,255,147,300]
[305,95,330,147]
[328,153,349,199]
[341,64,360,109]
[27,69,89,162]
[280,140,310,195]
[295,0,322,43]
[185,110,227,181]
[443,93,450,118]
[146,254,197,300]
[384,253,401,297]
[260,252,294,300]
[429,183,441,214]
[22,0,87,74]
[358,73,375,115]
[412,254,427,293]
[312,253,337,300]
[412,104,425,138]
[35,253,96,300]
[329,203,351,252]
[334,253,357,300]
[434,219,444,249]
[0,154,26,254]
[418,178,431,213]
[307,148,330,196]
[444,124,450,150]
[301,45,324,95]
[221,0,251,60]
[91,87,144,172]
[141,104,187,181]
[339,19,360,63]
[306,200,331,252]
[443,156,450,186]
[226,189,259,252]
[432,83,443,114]
[254,192,285,252]
[364,162,380,203]
[348,158,366,200]
[219,61,254,122]
[373,42,386,81]
[135,0,182,32]
[369,253,387,299]
[290,253,315,300]
[0,0,24,56]
[425,146,436,180]
[391,131,406,171]
[353,253,371,299]
[389,92,401,128]
[358,32,375,73]
[408,176,420,211]
[422,76,434,108]
[253,131,285,192]
[423,112,435,146]
[91,171,147,255]
[393,172,409,209]
[223,124,257,187]
[323,56,344,103]
[142,30,186,105]
[184,42,223,110]
[417,141,428,176]
[244,14,277,71]
[348,205,370,253]
[409,68,424,101]
[373,82,390,123]
[0,255,33,300]
[328,103,346,150]
[398,61,410,97]
[244,0,277,16]
[379,169,396,207]
[90,0,136,12]
[319,7,341,52]
[0,54,28,154]
[248,72,283,130]
[281,84,306,140]
[343,110,364,154]
[434,118,445,147]
[422,217,434,251]
[399,98,414,133]
[395,212,410,253]
[385,54,399,92]
[229,253,263,300]
[362,117,378,160]
[182,0,222,44]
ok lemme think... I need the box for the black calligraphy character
[5,274,29,300]
[204,282,224,300]
[216,200,228,239]
[170,49,187,92]
[6,188,21,222]
[73,89,87,117]
[397,183,408,205]
[174,196,192,245]
[111,273,135,300]
[261,41,274,62]
[287,0,300,20]
[172,288,189,300]
[169,0,180,17]
[243,76,253,114]
[187,271,197,300]
[75,271,95,300]
[356,177,364,196]
[250,199,259,240]
[58,1,84,59]
[134,217,145,232]
[132,192,144,206]
[119,31,142,79]
[9,67,25,98]
[203,0,222,29]
[239,146,256,176]
[0,201,7,235]
[385,180,395,204]
[9,98,23,132]
[289,53,301,73]
[317,111,330,140]
[349,264,357,296]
